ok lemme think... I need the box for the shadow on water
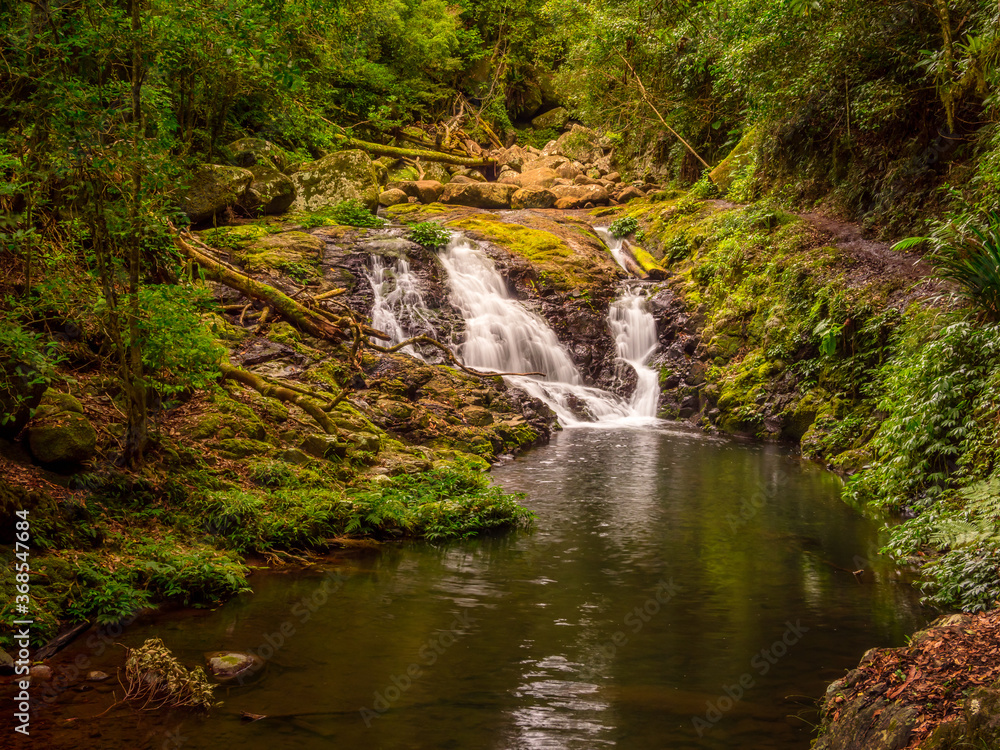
[20,425,928,749]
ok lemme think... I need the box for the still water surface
[37,425,926,749]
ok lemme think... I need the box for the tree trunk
[338,136,495,168]
[219,363,339,435]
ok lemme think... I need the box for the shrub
[407,221,451,249]
[608,215,639,238]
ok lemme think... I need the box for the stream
[21,228,927,749]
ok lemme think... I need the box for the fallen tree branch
[336,135,494,168]
[220,363,339,435]
[371,336,544,378]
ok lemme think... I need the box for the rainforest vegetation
[3,0,1000,743]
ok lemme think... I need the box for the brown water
[21,424,927,749]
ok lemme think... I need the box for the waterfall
[365,255,434,358]
[609,291,660,418]
[594,227,633,274]
[439,235,660,426]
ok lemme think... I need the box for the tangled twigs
[122,638,216,711]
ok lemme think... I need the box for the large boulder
[245,166,296,215]
[497,145,530,172]
[511,187,557,209]
[441,182,518,209]
[552,124,610,165]
[615,185,646,203]
[226,138,288,172]
[521,155,581,180]
[501,167,560,190]
[181,165,253,224]
[531,107,570,131]
[27,390,97,465]
[387,180,445,203]
[290,150,380,213]
[550,184,610,209]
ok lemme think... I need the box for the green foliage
[137,284,224,398]
[408,221,452,249]
[0,319,63,426]
[608,215,639,238]
[300,200,386,229]
[895,213,1000,321]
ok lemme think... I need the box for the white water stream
[365,255,435,358]
[438,235,661,425]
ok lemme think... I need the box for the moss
[385,202,450,222]
[630,244,668,276]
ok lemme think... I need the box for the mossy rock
[709,125,760,195]
[531,107,570,131]
[246,166,296,215]
[300,433,347,459]
[27,413,97,465]
[214,438,273,459]
[290,150,380,213]
[226,138,289,172]
[34,389,84,419]
[182,165,254,224]
[236,231,324,278]
[188,413,224,440]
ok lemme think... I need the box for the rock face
[531,107,570,131]
[27,389,97,465]
[441,182,518,209]
[182,165,253,224]
[245,166,296,215]
[291,149,380,213]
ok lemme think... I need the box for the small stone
[205,651,262,681]
[87,670,110,682]
[30,665,52,683]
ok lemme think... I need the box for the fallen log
[337,135,494,168]
[220,363,339,435]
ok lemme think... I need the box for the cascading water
[594,226,633,273]
[439,235,659,425]
[608,291,660,418]
[365,255,434,358]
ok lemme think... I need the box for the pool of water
[18,424,928,749]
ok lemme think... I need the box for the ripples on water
[30,424,928,750]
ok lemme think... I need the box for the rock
[0,651,14,675]
[182,164,253,224]
[279,448,312,465]
[347,431,381,454]
[615,185,646,203]
[441,182,518,209]
[87,670,109,682]
[605,171,622,183]
[236,232,324,275]
[29,665,52,683]
[290,149,380,213]
[226,138,288,172]
[206,651,262,681]
[462,406,494,427]
[215,438,272,458]
[379,188,409,207]
[522,155,580,180]
[245,166,296,215]
[497,145,529,172]
[452,168,486,182]
[511,187,557,209]
[552,124,609,164]
[550,184,610,209]
[531,107,570,131]
[449,175,482,185]
[413,180,445,204]
[574,174,603,186]
[34,389,84,419]
[28,411,97,465]
[506,167,560,190]
[300,433,347,459]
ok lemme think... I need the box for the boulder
[290,149,380,213]
[236,232,324,275]
[615,186,646,203]
[553,124,609,165]
[441,182,518,209]
[531,107,570,131]
[574,174,603,186]
[449,175,483,185]
[506,167,560,190]
[300,433,346,459]
[413,180,445,204]
[497,145,529,172]
[550,184,610,209]
[245,166,296,215]
[27,390,97,465]
[522,155,580,180]
[452,168,486,182]
[182,165,253,224]
[0,360,47,440]
[605,171,622,183]
[379,188,409,207]
[226,138,288,172]
[511,187,557,210]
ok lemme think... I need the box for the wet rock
[206,651,263,681]
[291,149,380,213]
[30,665,52,683]
[182,164,253,224]
[87,670,109,682]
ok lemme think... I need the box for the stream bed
[29,424,927,749]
